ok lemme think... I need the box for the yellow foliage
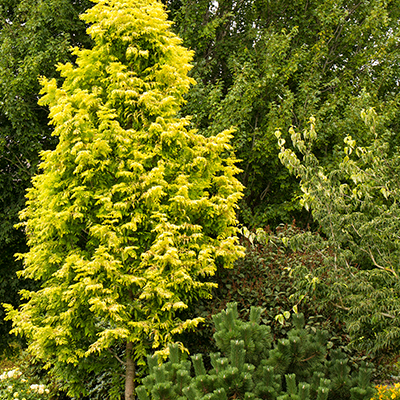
[371,383,400,400]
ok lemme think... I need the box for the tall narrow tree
[5,0,244,398]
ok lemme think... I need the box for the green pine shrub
[137,303,375,400]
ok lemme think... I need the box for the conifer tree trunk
[125,341,135,400]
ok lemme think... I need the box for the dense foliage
[137,303,375,400]
[4,0,243,398]
[1,0,400,398]
[277,110,400,360]
[0,0,92,356]
[169,0,400,226]
[176,224,350,362]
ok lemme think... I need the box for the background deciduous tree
[168,0,400,226]
[4,0,244,398]
[277,109,400,361]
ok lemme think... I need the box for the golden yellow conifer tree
[5,0,244,398]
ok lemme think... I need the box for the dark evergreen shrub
[137,303,375,400]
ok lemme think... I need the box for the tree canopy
[170,0,400,226]
[4,0,243,398]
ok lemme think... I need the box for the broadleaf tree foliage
[277,109,400,360]
[4,0,244,398]
[168,0,400,226]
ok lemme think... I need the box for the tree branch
[108,348,126,366]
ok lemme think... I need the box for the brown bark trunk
[125,341,135,400]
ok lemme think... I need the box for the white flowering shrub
[0,368,52,400]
